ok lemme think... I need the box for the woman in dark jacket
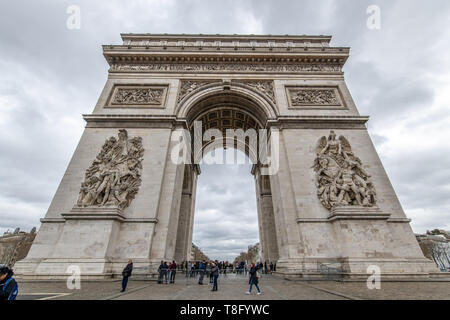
[121,260,133,292]
[0,266,18,300]
[246,263,261,295]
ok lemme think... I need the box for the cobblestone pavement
[15,274,450,300]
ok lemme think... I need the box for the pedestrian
[162,261,169,283]
[121,260,133,292]
[0,266,18,300]
[169,260,177,283]
[198,260,206,285]
[207,262,213,283]
[269,261,273,273]
[211,263,219,291]
[246,263,261,295]
[157,260,164,284]
[264,261,268,274]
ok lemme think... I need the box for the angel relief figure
[312,131,377,210]
[76,129,144,210]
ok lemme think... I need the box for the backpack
[3,277,18,300]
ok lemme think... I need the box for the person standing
[269,261,273,273]
[157,260,164,284]
[121,260,133,292]
[198,260,206,285]
[246,263,261,295]
[211,263,219,291]
[0,266,18,300]
[169,260,177,283]
[162,261,169,283]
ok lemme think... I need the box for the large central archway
[173,83,280,264]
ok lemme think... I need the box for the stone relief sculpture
[76,129,144,210]
[111,87,165,105]
[177,80,217,102]
[312,131,377,210]
[290,88,340,106]
[236,80,276,104]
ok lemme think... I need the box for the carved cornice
[268,116,369,130]
[103,34,349,74]
[83,114,185,129]
[120,33,334,48]
[82,114,369,130]
[108,61,343,74]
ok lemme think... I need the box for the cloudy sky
[1,0,449,261]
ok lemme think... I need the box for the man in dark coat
[121,260,133,292]
[0,266,18,300]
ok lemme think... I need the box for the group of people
[157,260,178,284]
[120,259,270,295]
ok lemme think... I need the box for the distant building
[0,228,37,267]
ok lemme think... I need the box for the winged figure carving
[313,131,377,210]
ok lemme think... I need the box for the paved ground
[16,274,450,300]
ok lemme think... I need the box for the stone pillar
[253,165,280,264]
[149,128,186,262]
[184,166,199,262]
[267,128,306,273]
[174,164,199,263]
[253,168,268,262]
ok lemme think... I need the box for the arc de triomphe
[15,34,438,279]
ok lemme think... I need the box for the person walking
[246,263,261,295]
[269,262,273,273]
[0,266,18,300]
[211,263,219,291]
[198,260,206,285]
[169,260,177,283]
[121,260,133,292]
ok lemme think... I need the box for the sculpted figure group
[113,88,164,105]
[290,89,339,106]
[76,129,144,210]
[313,131,377,210]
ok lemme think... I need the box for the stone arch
[176,81,278,124]
[178,83,277,164]
[172,83,280,264]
